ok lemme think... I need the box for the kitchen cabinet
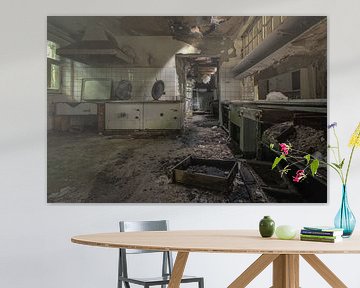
[105,103,143,130]
[56,102,97,115]
[143,102,181,130]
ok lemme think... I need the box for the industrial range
[47,16,327,203]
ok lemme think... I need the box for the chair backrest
[119,220,169,254]
[120,220,168,232]
[118,220,173,283]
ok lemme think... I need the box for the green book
[300,234,339,240]
[300,236,342,243]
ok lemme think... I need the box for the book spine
[300,234,337,240]
[301,230,336,236]
[300,237,337,243]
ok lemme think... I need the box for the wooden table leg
[228,254,279,288]
[168,252,189,288]
[301,254,347,288]
[272,254,299,288]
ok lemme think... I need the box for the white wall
[1,1,360,288]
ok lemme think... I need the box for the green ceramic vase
[259,216,275,238]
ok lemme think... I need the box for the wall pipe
[231,16,326,78]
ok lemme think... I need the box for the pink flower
[293,170,305,183]
[279,143,289,155]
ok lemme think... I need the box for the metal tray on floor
[171,156,238,192]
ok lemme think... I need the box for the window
[291,70,301,91]
[47,40,61,91]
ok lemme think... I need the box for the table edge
[71,236,360,255]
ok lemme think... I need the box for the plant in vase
[270,122,360,237]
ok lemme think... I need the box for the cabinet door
[144,103,181,129]
[56,102,97,115]
[105,103,143,130]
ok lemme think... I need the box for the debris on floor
[48,115,267,203]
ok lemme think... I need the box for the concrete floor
[47,114,256,203]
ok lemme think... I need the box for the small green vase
[259,216,275,238]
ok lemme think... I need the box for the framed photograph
[47,16,327,203]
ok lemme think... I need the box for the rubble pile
[263,122,327,158]
[289,125,327,157]
[262,121,293,144]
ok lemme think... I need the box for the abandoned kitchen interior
[47,16,327,203]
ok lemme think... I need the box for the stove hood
[56,25,133,65]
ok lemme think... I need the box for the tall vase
[334,185,356,237]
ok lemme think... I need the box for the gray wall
[1,1,360,288]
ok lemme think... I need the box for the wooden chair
[118,220,204,288]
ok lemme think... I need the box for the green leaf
[269,143,274,149]
[271,154,285,170]
[304,154,311,164]
[332,159,345,169]
[339,158,345,169]
[332,162,340,169]
[310,159,320,176]
[272,157,281,169]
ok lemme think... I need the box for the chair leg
[198,278,204,288]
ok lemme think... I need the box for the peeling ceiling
[48,16,326,77]
[48,16,246,38]
[48,16,247,62]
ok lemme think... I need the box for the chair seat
[119,275,203,286]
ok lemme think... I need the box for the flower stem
[333,127,343,165]
[333,127,346,182]
[330,147,339,164]
[345,145,356,185]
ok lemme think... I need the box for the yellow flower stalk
[345,122,360,185]
[349,122,360,147]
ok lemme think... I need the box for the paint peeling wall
[239,75,256,100]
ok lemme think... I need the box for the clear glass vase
[334,185,356,237]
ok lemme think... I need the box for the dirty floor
[47,115,268,203]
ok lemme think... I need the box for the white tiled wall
[219,67,242,101]
[61,59,73,98]
[61,60,180,102]
[219,67,256,101]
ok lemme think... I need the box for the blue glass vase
[334,185,356,237]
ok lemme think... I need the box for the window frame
[47,41,61,93]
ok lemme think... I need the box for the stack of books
[300,226,344,243]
